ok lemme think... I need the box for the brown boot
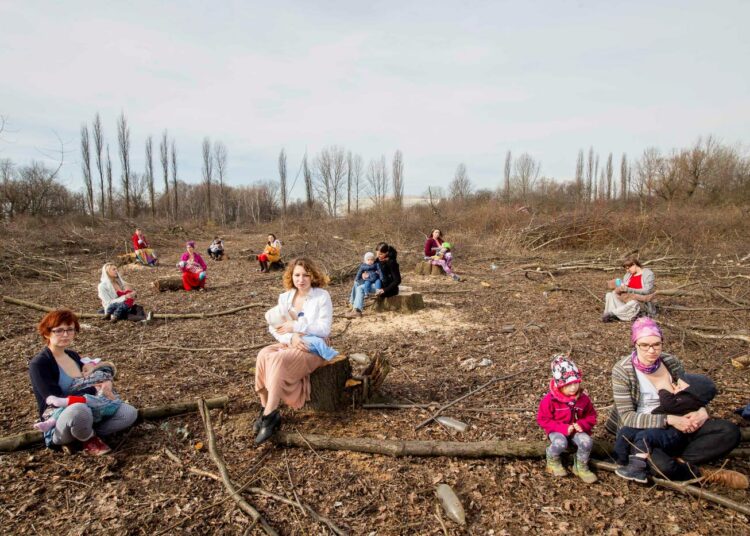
[702,468,749,489]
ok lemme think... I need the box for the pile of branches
[519,212,616,252]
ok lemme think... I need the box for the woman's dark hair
[621,255,643,269]
[377,243,389,254]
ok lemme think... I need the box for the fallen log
[0,396,229,453]
[152,276,184,292]
[662,320,750,345]
[373,292,425,314]
[2,295,103,319]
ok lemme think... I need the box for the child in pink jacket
[537,354,598,483]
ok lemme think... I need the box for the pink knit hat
[631,317,662,344]
[550,354,581,388]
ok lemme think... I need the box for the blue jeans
[349,279,381,311]
[106,301,131,320]
[614,426,686,465]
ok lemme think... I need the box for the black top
[28,347,95,419]
[653,373,716,416]
[379,251,401,298]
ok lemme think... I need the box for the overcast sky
[1,1,748,199]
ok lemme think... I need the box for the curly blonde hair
[282,257,329,290]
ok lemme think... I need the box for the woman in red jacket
[537,355,598,483]
[131,228,158,266]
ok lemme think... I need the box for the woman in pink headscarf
[177,241,207,291]
[606,317,745,487]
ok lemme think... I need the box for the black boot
[252,406,265,434]
[254,410,281,445]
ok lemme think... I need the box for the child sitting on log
[537,354,598,483]
[34,359,123,437]
[614,373,716,483]
[348,252,382,305]
[265,305,338,360]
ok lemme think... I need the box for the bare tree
[106,144,113,218]
[620,153,628,200]
[171,140,178,219]
[116,112,131,217]
[201,137,213,221]
[366,155,389,209]
[448,163,473,201]
[392,149,404,208]
[92,113,105,216]
[586,146,594,202]
[575,149,584,201]
[302,153,313,210]
[346,151,352,214]
[605,153,613,200]
[80,124,94,216]
[278,148,287,217]
[593,154,600,201]
[504,150,512,203]
[159,130,170,218]
[350,153,363,212]
[215,141,228,225]
[513,153,540,202]
[635,147,662,208]
[145,136,155,218]
[314,145,347,216]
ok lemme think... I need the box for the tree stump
[415,261,445,276]
[152,276,184,292]
[373,292,425,313]
[309,355,352,411]
[117,252,137,266]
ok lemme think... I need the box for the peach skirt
[254,343,325,410]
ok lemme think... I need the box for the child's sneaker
[545,455,567,477]
[614,455,648,484]
[572,459,597,484]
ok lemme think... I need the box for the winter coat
[537,391,597,436]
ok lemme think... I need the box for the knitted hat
[631,317,662,344]
[550,354,581,387]
[442,242,452,250]
[186,240,196,248]
[364,252,375,262]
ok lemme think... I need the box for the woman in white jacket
[97,263,146,323]
[253,257,333,444]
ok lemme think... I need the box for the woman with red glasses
[28,309,138,455]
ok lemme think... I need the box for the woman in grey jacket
[602,256,655,322]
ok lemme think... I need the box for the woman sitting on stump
[29,309,138,455]
[178,240,207,291]
[253,257,333,445]
[607,317,746,488]
[131,227,158,266]
[423,228,460,281]
[257,233,282,272]
[602,255,655,322]
[346,242,401,318]
[97,263,147,322]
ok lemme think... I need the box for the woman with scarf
[97,263,147,322]
[607,317,745,487]
[178,240,207,291]
[131,228,158,266]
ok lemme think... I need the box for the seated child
[537,354,598,483]
[431,241,452,260]
[34,358,123,438]
[265,305,339,361]
[207,237,225,260]
[614,373,716,483]
[349,252,382,304]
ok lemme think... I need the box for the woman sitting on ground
[178,240,207,291]
[602,255,655,322]
[29,309,138,455]
[253,258,333,445]
[423,228,460,281]
[607,317,745,488]
[131,227,158,266]
[97,263,147,322]
[257,233,282,273]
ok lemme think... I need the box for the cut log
[373,292,425,313]
[0,396,228,453]
[309,355,352,411]
[152,276,185,292]
[415,261,445,276]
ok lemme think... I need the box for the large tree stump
[415,261,445,276]
[309,355,352,411]
[152,276,184,292]
[373,292,425,313]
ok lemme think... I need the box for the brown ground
[1,222,749,535]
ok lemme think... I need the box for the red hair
[37,309,80,340]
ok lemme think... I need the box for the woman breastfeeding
[253,258,333,445]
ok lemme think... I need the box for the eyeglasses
[51,327,76,335]
[636,342,662,352]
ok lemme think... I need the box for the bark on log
[2,295,103,319]
[415,261,445,276]
[151,303,265,320]
[309,355,352,412]
[373,293,425,313]
[0,396,228,453]
[152,276,185,292]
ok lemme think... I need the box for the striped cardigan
[605,352,685,434]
